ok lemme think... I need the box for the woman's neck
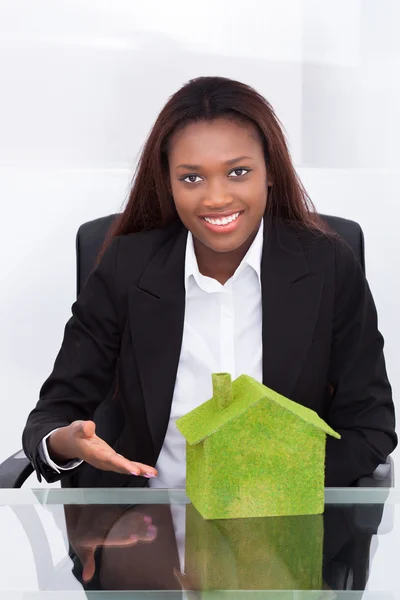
[193,233,257,285]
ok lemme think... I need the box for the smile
[202,212,241,226]
[200,211,244,233]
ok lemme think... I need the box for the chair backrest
[76,214,366,295]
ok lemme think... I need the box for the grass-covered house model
[176,373,340,520]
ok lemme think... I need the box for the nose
[202,179,233,210]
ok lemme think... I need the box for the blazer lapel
[128,224,187,462]
[261,220,323,400]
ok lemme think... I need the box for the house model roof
[177,373,341,446]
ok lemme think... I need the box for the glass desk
[0,487,399,599]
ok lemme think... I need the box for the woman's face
[168,117,270,255]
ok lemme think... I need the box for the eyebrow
[175,155,253,170]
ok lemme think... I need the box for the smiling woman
[23,76,396,513]
[96,76,329,283]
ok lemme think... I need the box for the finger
[129,460,158,478]
[110,453,158,478]
[81,420,96,438]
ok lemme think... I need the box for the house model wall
[176,373,340,519]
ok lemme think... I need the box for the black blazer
[22,219,397,488]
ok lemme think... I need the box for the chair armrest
[355,456,394,488]
[0,449,34,488]
[353,457,394,534]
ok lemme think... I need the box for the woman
[22,76,396,491]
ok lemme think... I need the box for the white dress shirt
[40,221,264,572]
[149,224,263,488]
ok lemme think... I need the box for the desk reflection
[63,500,383,593]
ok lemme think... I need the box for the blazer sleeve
[22,237,121,483]
[325,239,397,486]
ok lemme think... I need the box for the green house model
[176,373,340,520]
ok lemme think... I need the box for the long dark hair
[100,76,328,258]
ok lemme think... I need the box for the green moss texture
[176,374,340,520]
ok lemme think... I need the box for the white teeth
[203,212,240,226]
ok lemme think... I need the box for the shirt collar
[184,219,264,290]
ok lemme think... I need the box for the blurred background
[1,0,399,483]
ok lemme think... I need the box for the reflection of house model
[176,373,340,520]
[184,504,323,591]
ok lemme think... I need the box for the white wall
[1,0,399,481]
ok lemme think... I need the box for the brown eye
[229,168,250,178]
[182,175,202,184]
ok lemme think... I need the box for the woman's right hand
[47,420,157,478]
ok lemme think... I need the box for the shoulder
[117,219,182,253]
[289,223,370,324]
[287,219,363,277]
[111,219,185,281]
[120,218,182,245]
[271,219,365,299]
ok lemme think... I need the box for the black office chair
[0,213,394,592]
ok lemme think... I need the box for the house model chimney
[212,373,233,410]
